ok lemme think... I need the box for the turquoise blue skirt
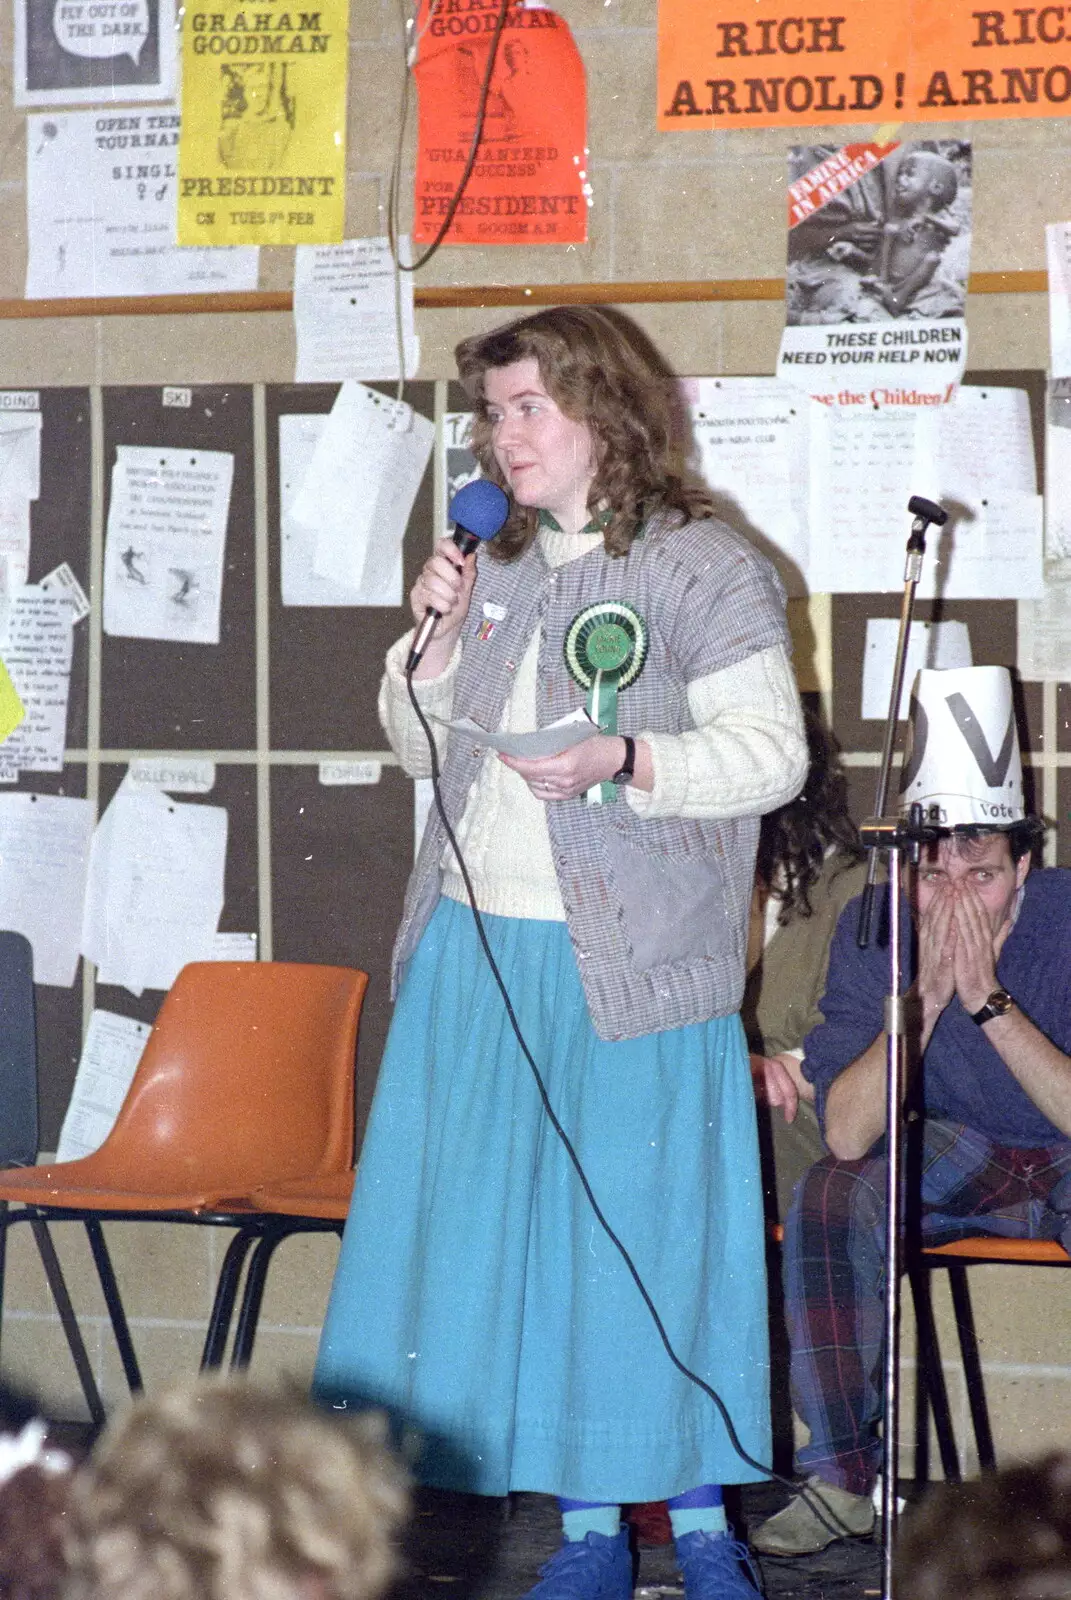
[313,898,771,1501]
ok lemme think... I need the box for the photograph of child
[785,140,972,326]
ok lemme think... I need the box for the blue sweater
[803,869,1071,1149]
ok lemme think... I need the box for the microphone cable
[403,661,868,1549]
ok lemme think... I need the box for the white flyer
[1045,379,1071,562]
[26,110,258,298]
[293,237,420,383]
[429,706,599,760]
[0,587,75,774]
[81,785,228,995]
[56,1009,151,1161]
[290,383,432,604]
[103,444,233,644]
[860,618,973,720]
[1018,561,1071,682]
[1047,223,1071,379]
[279,413,369,606]
[683,377,810,597]
[0,793,94,985]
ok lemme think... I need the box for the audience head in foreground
[895,1452,1071,1599]
[63,1378,409,1600]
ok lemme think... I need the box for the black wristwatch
[611,735,636,786]
[970,987,1015,1025]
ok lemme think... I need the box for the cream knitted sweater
[379,524,802,922]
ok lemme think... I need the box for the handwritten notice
[56,1009,151,1160]
[683,377,810,596]
[289,383,432,604]
[103,445,233,644]
[81,785,228,995]
[293,237,420,382]
[0,794,94,986]
[0,588,75,774]
[26,110,258,298]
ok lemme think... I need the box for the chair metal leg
[83,1219,143,1395]
[201,1224,263,1370]
[947,1262,996,1472]
[230,1227,290,1369]
[908,1266,962,1483]
[30,1217,106,1426]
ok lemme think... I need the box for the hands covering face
[916,874,1015,1019]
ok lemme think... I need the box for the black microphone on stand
[407,479,510,673]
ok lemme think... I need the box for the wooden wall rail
[0,270,1048,321]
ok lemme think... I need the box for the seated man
[753,667,1071,1557]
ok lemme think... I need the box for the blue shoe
[674,1529,761,1600]
[524,1528,633,1600]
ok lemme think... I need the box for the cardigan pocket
[601,823,740,973]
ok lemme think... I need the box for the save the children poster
[776,141,972,406]
[659,0,1071,129]
[412,0,588,247]
[176,0,348,246]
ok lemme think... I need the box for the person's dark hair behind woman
[756,703,863,926]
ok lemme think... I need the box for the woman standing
[314,308,807,1600]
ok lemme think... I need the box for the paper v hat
[899,665,1024,828]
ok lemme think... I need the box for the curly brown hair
[895,1451,1071,1600]
[63,1378,410,1600]
[454,306,714,560]
[755,704,863,925]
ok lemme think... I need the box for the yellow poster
[177,0,348,246]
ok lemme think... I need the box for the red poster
[413,0,588,246]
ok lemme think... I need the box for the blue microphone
[408,479,509,670]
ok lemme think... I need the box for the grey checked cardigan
[391,509,795,1041]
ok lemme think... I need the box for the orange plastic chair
[909,1235,1071,1478]
[0,961,366,1395]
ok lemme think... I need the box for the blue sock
[668,1485,727,1539]
[559,1498,622,1541]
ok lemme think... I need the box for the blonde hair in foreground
[63,1378,410,1600]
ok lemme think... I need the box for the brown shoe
[750,1476,874,1557]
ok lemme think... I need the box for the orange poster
[413,0,587,245]
[659,0,1071,129]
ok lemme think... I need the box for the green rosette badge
[564,602,648,804]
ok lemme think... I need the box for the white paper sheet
[0,587,75,773]
[443,411,480,529]
[103,444,233,643]
[26,110,258,298]
[0,793,94,985]
[1046,380,1071,562]
[430,707,599,759]
[1018,560,1071,681]
[39,560,90,620]
[1047,223,1071,379]
[807,404,932,592]
[414,777,433,859]
[56,1009,151,1161]
[936,386,1037,506]
[0,414,42,500]
[807,402,1044,597]
[279,414,370,606]
[293,237,420,383]
[684,377,810,597]
[0,498,33,591]
[861,618,973,720]
[210,930,256,959]
[290,383,432,604]
[81,786,227,995]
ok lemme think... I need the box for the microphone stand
[855,494,947,1600]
